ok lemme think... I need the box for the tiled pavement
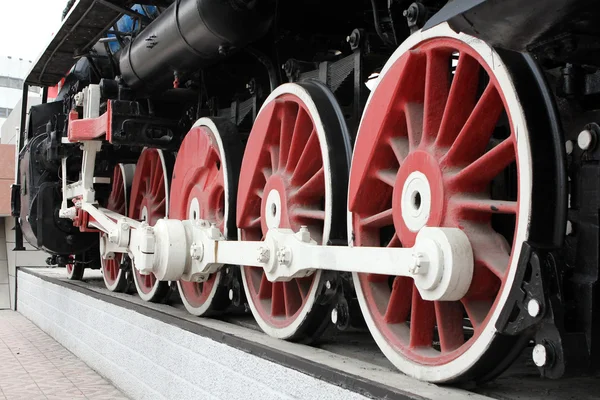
[0,310,129,400]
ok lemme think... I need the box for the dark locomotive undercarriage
[11,0,600,385]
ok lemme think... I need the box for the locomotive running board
[17,268,487,400]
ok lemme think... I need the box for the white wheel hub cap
[401,171,431,231]
[265,190,282,229]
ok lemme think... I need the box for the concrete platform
[15,267,600,400]
[0,310,128,400]
[16,267,490,400]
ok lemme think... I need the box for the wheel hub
[262,177,289,231]
[189,198,200,221]
[393,151,444,246]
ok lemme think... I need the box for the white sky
[0,0,68,61]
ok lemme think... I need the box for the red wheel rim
[171,126,224,308]
[237,93,326,329]
[349,38,519,366]
[129,149,168,295]
[102,165,127,287]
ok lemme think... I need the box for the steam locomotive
[13,0,600,385]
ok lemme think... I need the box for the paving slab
[0,310,128,400]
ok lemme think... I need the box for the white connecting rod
[152,219,474,302]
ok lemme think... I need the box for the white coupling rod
[184,223,473,301]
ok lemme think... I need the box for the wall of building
[1,97,42,145]
[0,56,41,129]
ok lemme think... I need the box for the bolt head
[331,308,338,325]
[277,247,292,266]
[578,129,595,150]
[527,299,541,317]
[532,344,547,367]
[256,247,270,263]
[295,225,311,242]
[325,280,332,290]
[409,253,424,275]
[190,242,203,261]
[228,289,234,301]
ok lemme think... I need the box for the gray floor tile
[0,311,129,400]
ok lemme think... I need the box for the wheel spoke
[258,272,272,299]
[286,110,313,172]
[465,262,501,300]
[409,286,436,348]
[465,224,511,279]
[284,281,302,317]
[405,103,423,150]
[291,131,321,186]
[436,53,481,147]
[209,172,225,196]
[152,198,166,214]
[461,298,493,331]
[374,169,397,187]
[262,167,272,181]
[151,164,163,196]
[203,146,220,171]
[477,242,510,279]
[270,145,280,173]
[292,207,326,221]
[360,208,393,229]
[389,137,409,164]
[448,138,515,192]
[291,167,324,201]
[247,217,262,229]
[435,301,465,353]
[204,162,220,190]
[271,281,285,316]
[279,102,297,169]
[450,196,518,216]
[387,233,401,248]
[422,49,450,145]
[441,83,503,167]
[384,277,412,323]
[296,278,310,299]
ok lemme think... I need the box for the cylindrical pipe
[119,0,275,92]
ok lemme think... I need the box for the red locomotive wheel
[101,164,133,292]
[349,24,533,383]
[129,148,172,303]
[65,256,84,280]
[238,81,351,341]
[171,118,243,316]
